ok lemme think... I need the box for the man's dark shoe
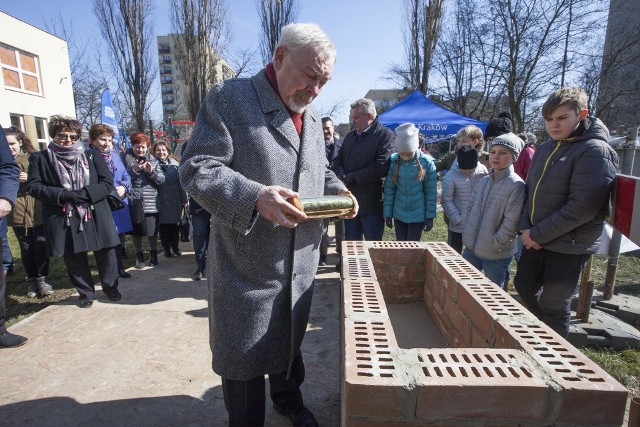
[273,405,319,427]
[192,268,203,281]
[0,332,27,348]
[318,255,327,266]
[118,269,132,278]
[163,249,173,258]
[78,300,93,308]
[108,292,122,302]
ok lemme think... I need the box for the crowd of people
[0,115,204,317]
[0,21,621,427]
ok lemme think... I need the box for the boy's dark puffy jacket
[518,117,619,254]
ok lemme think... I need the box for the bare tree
[387,0,444,94]
[170,0,231,120]
[256,0,299,66]
[93,0,156,132]
[45,13,110,130]
[227,47,260,78]
[431,0,505,120]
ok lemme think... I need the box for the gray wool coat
[179,69,346,380]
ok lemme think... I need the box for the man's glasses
[56,133,79,141]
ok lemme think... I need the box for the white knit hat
[395,123,419,153]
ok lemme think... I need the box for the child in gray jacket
[462,133,525,288]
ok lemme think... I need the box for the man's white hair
[273,23,336,65]
[350,98,377,119]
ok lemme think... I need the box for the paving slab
[0,240,342,426]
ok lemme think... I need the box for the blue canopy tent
[378,90,487,144]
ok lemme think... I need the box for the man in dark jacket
[0,127,23,348]
[515,87,619,338]
[333,98,395,241]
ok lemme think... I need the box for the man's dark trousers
[222,351,306,426]
[344,211,384,241]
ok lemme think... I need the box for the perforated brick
[371,241,422,249]
[343,279,387,319]
[344,319,408,418]
[415,349,549,420]
[341,241,629,425]
[343,256,377,281]
[455,280,529,346]
[342,241,368,257]
[422,241,461,258]
[498,321,629,425]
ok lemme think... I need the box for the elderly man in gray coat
[179,23,355,427]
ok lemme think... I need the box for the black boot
[150,250,158,266]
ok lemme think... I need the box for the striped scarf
[47,140,91,230]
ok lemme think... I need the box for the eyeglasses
[56,133,79,142]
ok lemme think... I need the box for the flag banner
[614,174,640,247]
[101,88,121,150]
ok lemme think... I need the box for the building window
[0,45,41,94]
[35,117,48,146]
[9,114,24,130]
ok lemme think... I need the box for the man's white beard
[287,90,314,113]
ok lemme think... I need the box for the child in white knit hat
[461,132,525,288]
[382,123,437,241]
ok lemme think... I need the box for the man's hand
[385,217,393,228]
[520,229,542,250]
[424,218,434,231]
[0,198,11,218]
[18,171,27,182]
[338,189,358,219]
[256,186,306,228]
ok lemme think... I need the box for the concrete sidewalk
[0,240,342,426]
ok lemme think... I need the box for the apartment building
[157,34,234,123]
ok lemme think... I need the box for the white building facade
[0,12,75,148]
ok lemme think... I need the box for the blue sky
[2,0,404,125]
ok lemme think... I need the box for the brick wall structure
[340,241,630,426]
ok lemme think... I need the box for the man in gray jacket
[515,87,618,338]
[179,23,354,426]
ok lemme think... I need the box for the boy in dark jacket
[514,87,619,337]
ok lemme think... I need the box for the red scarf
[265,63,302,136]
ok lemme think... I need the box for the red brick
[369,245,425,266]
[456,282,498,343]
[415,349,549,421]
[556,387,628,425]
[343,278,387,318]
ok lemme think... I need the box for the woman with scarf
[27,116,121,308]
[89,124,133,278]
[152,141,187,258]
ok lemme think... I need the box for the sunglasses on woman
[57,133,80,142]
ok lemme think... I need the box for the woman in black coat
[27,116,121,308]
